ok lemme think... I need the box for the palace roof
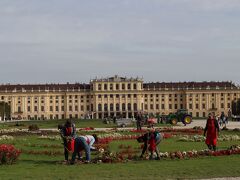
[0,83,90,92]
[143,81,238,90]
[0,81,238,93]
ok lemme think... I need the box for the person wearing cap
[204,113,220,151]
[58,120,77,161]
[70,134,98,164]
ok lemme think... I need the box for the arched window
[104,103,108,111]
[122,103,126,111]
[133,83,137,90]
[212,103,215,109]
[116,103,120,111]
[104,84,108,90]
[134,103,137,111]
[110,84,113,90]
[98,104,102,111]
[98,84,102,91]
[128,103,131,111]
[110,103,114,111]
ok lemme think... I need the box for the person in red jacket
[204,113,220,151]
[58,120,77,161]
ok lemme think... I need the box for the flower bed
[38,135,61,141]
[22,149,62,156]
[28,124,39,131]
[79,127,95,131]
[178,135,240,142]
[0,144,21,165]
[97,132,172,144]
[160,128,203,135]
[0,128,28,134]
[91,144,240,163]
[0,135,14,141]
[23,143,62,148]
[163,145,240,159]
[0,128,58,136]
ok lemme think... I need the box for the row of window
[97,83,138,91]
[97,103,138,111]
[144,93,238,98]
[17,99,90,104]
[18,101,232,113]
[145,97,233,103]
[189,103,231,110]
[2,92,239,103]
[144,102,232,110]
[145,98,183,102]
[98,94,138,98]
[145,94,182,98]
[144,104,183,110]
[14,96,237,105]
[19,104,93,113]
[27,114,84,120]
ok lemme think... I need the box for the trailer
[116,118,134,127]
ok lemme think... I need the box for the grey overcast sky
[0,0,240,84]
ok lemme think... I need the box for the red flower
[0,144,21,165]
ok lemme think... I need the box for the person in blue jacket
[70,134,98,164]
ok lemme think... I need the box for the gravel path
[201,178,240,180]
[35,120,240,132]
[174,120,240,130]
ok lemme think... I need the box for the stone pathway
[174,120,240,130]
[201,177,240,180]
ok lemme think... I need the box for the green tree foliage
[232,99,240,115]
[0,102,11,120]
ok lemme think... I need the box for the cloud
[0,0,240,84]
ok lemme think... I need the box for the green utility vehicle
[166,109,192,125]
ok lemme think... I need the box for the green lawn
[0,119,171,129]
[0,119,113,129]
[1,131,240,180]
[1,156,240,180]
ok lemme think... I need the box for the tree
[232,99,240,115]
[0,102,11,120]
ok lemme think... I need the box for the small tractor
[165,109,192,125]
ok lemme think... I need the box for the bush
[233,128,240,132]
[193,126,204,130]
[222,126,229,131]
[0,144,21,165]
[15,122,25,127]
[28,124,39,131]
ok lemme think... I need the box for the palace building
[0,75,240,121]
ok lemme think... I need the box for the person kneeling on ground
[137,129,162,160]
[70,134,98,164]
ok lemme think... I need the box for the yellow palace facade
[0,75,240,121]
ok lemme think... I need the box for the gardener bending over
[137,129,162,160]
[70,134,98,164]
